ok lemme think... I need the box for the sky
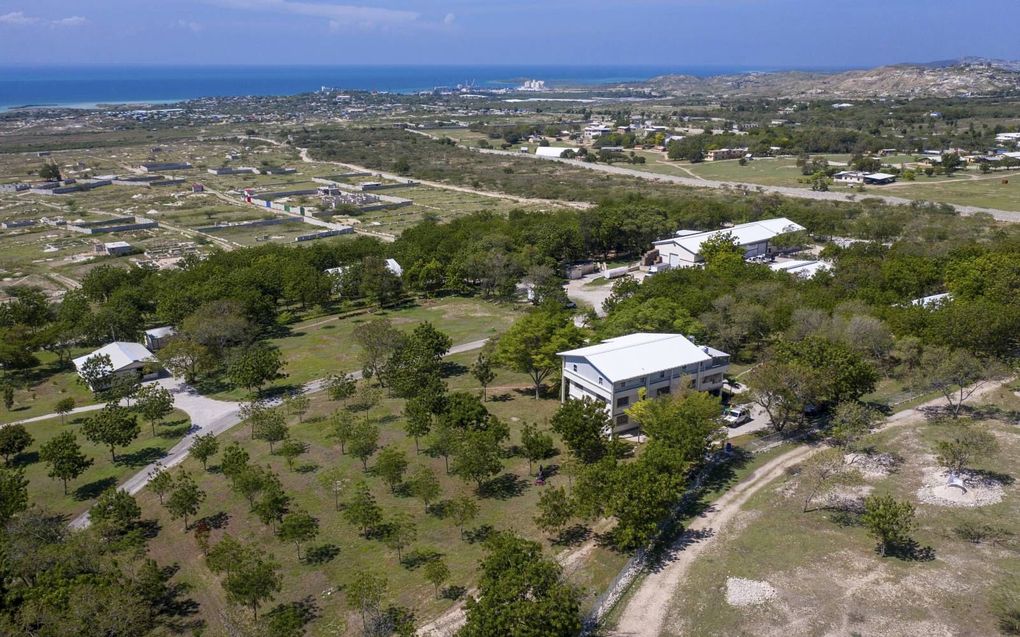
[1,0,1019,68]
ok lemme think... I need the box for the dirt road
[609,378,1012,637]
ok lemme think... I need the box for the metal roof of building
[73,342,156,374]
[558,333,722,382]
[653,217,805,257]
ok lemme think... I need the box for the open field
[210,297,523,400]
[10,408,191,518]
[0,349,98,424]
[887,172,1020,212]
[138,361,627,636]
[659,395,1020,637]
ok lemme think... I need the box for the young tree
[343,480,382,535]
[861,494,916,557]
[798,448,853,513]
[449,494,479,538]
[253,408,288,452]
[408,464,441,513]
[328,409,355,454]
[427,422,458,474]
[39,430,92,494]
[451,430,504,490]
[135,384,174,437]
[233,465,269,507]
[913,347,1001,418]
[253,476,291,530]
[520,423,555,475]
[830,401,879,462]
[189,433,220,470]
[346,570,387,630]
[460,532,581,637]
[166,471,205,531]
[55,396,76,424]
[91,487,141,538]
[2,383,14,411]
[423,557,450,598]
[403,395,433,454]
[326,372,357,403]
[0,465,29,525]
[0,423,33,464]
[550,398,611,464]
[284,393,310,423]
[210,539,282,620]
[348,419,380,470]
[352,318,403,384]
[278,509,319,559]
[534,486,574,537]
[220,442,250,481]
[384,512,417,560]
[317,465,349,511]
[82,404,140,462]
[495,309,584,399]
[228,343,285,397]
[278,438,306,471]
[148,463,173,504]
[471,352,496,401]
[375,445,409,492]
[935,425,999,474]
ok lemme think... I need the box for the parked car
[722,406,752,427]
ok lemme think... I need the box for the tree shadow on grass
[400,547,442,570]
[11,450,39,468]
[478,473,528,499]
[440,361,468,378]
[463,524,494,545]
[265,597,319,633]
[489,392,512,403]
[194,511,230,530]
[883,540,936,562]
[295,463,319,474]
[116,446,166,468]
[74,476,117,501]
[303,543,340,565]
[428,499,452,519]
[551,524,591,547]
[441,586,466,601]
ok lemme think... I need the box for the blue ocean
[0,64,845,110]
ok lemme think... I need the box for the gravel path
[725,577,778,607]
[608,377,1013,637]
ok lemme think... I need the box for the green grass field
[12,408,190,518]
[1,350,98,424]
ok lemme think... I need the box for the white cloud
[443,12,455,25]
[213,0,419,27]
[52,16,87,27]
[175,19,205,33]
[0,11,38,25]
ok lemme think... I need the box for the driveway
[70,377,241,528]
[565,273,621,317]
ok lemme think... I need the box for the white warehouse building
[652,217,805,269]
[558,333,730,432]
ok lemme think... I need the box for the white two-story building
[558,333,730,432]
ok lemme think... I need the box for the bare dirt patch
[725,577,778,607]
[916,464,1005,507]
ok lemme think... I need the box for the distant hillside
[635,60,1020,99]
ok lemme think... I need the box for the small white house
[73,342,159,389]
[144,326,177,351]
[385,258,403,277]
[535,146,578,158]
[558,333,730,431]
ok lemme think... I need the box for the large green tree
[495,309,584,399]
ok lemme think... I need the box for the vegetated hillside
[639,61,1020,99]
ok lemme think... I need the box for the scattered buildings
[558,333,730,431]
[95,241,134,256]
[769,259,831,278]
[144,326,177,350]
[651,217,805,269]
[705,148,749,161]
[833,171,898,185]
[66,216,158,235]
[140,162,192,172]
